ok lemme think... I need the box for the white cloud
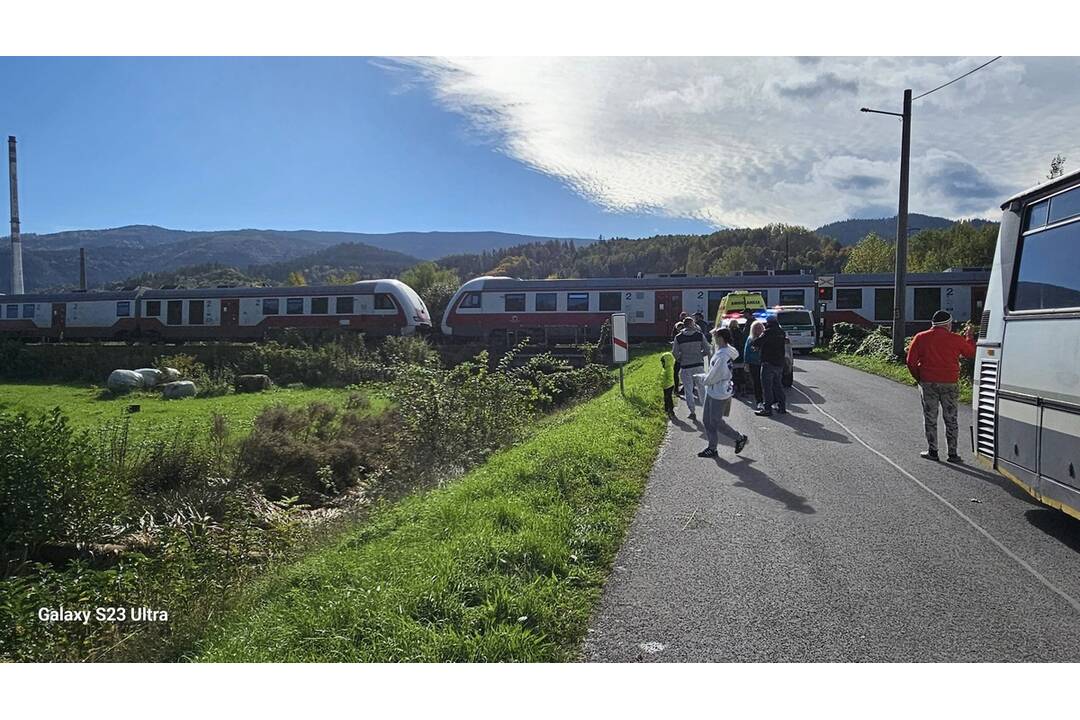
[386,56,1080,228]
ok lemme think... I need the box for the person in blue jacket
[743,320,765,411]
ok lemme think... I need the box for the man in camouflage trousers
[905,310,977,463]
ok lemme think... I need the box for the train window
[1048,186,1080,225]
[336,296,355,314]
[374,293,396,310]
[286,298,304,315]
[874,288,894,321]
[116,301,131,317]
[836,288,862,310]
[22,304,34,319]
[779,289,804,306]
[1013,219,1080,310]
[599,292,621,311]
[1024,199,1049,231]
[567,292,589,311]
[914,287,941,321]
[707,290,729,320]
[504,293,525,312]
[459,292,481,309]
[167,300,183,325]
[262,298,280,315]
[535,293,557,311]
[145,300,161,317]
[5,304,17,319]
[311,297,329,314]
[189,300,205,325]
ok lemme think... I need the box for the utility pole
[8,136,24,295]
[861,88,912,360]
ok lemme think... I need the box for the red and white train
[440,270,991,343]
[0,279,431,341]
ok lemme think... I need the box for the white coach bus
[973,167,1080,520]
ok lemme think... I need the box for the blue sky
[3,57,1078,239]
[0,57,712,239]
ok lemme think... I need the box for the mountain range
[0,226,593,292]
[1,214,994,293]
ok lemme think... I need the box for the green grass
[196,353,668,662]
[0,382,388,438]
[817,349,973,404]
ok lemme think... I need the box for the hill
[815,214,995,246]
[1,225,593,292]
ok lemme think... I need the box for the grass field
[816,350,973,404]
[196,352,668,662]
[0,382,388,438]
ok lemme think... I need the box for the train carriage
[0,279,430,341]
[972,168,1080,520]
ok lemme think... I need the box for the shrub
[828,322,871,354]
[854,327,897,361]
[377,336,439,369]
[0,410,119,548]
[236,403,399,502]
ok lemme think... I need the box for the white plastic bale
[107,369,145,394]
[161,380,197,399]
[134,368,164,387]
[159,367,181,382]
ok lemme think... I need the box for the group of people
[660,310,790,460]
[658,306,978,466]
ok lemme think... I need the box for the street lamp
[861,88,912,360]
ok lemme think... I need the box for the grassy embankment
[197,351,667,662]
[0,382,388,436]
[816,349,973,404]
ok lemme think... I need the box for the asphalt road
[583,356,1080,662]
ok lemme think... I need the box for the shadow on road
[712,456,816,514]
[1024,508,1080,554]
[942,461,1043,506]
[771,412,850,444]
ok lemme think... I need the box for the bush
[854,327,896,361]
[236,403,399,502]
[0,410,119,549]
[828,322,871,354]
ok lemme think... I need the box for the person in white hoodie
[696,326,749,458]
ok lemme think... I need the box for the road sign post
[611,312,628,396]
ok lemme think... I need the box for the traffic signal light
[817,285,833,301]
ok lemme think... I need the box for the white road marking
[790,383,1080,615]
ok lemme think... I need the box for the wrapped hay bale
[159,367,182,382]
[107,369,145,394]
[134,368,164,387]
[161,380,197,399]
[235,374,272,393]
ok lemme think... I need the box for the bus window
[1013,220,1080,310]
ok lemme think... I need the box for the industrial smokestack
[8,136,24,295]
[79,247,86,291]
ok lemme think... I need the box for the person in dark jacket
[751,317,787,416]
[743,319,765,410]
[694,311,712,336]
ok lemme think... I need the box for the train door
[51,303,66,340]
[655,290,682,336]
[221,298,239,330]
[166,300,183,326]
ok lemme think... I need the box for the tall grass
[196,352,667,662]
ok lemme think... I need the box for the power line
[912,56,1002,100]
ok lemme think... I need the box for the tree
[908,222,997,272]
[685,242,706,276]
[324,270,360,285]
[843,233,895,273]
[708,245,758,275]
[487,255,536,277]
[1048,154,1067,180]
[286,271,307,286]
[399,262,459,298]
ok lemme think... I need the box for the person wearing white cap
[905,310,977,462]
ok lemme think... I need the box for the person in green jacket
[660,351,676,416]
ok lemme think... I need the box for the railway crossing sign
[611,312,628,396]
[611,313,628,364]
[817,275,835,288]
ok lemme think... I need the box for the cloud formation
[389,57,1080,228]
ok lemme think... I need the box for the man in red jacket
[906,310,977,463]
